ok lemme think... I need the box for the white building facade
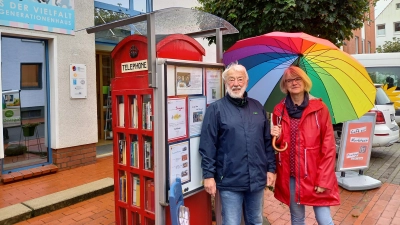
[375,0,400,49]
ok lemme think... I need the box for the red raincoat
[272,96,340,206]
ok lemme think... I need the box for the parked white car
[334,84,399,152]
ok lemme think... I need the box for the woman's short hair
[222,61,249,81]
[279,66,312,94]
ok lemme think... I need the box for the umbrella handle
[272,136,288,152]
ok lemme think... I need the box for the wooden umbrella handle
[272,136,288,152]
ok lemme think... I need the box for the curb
[0,177,114,225]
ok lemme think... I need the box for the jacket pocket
[304,146,319,180]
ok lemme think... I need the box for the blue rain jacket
[199,95,276,192]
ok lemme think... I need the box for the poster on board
[176,67,203,95]
[188,96,206,137]
[206,68,222,104]
[336,112,376,171]
[167,97,187,141]
[169,141,191,184]
[2,90,21,128]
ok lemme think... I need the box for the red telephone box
[111,34,212,225]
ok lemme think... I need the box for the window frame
[20,62,43,90]
[394,22,400,33]
[355,36,359,54]
[396,3,400,9]
[377,24,386,36]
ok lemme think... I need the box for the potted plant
[21,122,40,137]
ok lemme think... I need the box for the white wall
[375,0,400,49]
[153,0,217,63]
[0,0,97,149]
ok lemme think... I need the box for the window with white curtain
[377,24,386,36]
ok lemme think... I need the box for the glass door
[1,36,49,172]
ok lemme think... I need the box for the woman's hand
[271,125,282,138]
[315,186,326,193]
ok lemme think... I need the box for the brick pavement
[0,156,113,208]
[263,142,400,225]
[4,142,400,225]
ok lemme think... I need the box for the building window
[362,39,365,53]
[395,22,400,32]
[20,63,42,89]
[355,36,359,54]
[377,24,386,35]
[368,41,371,53]
[396,3,400,9]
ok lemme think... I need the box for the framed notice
[176,67,203,95]
[169,140,191,185]
[336,112,376,171]
[188,96,206,137]
[206,68,222,104]
[167,97,188,141]
[69,64,87,99]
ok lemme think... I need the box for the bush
[5,144,27,156]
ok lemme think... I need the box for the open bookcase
[113,89,155,225]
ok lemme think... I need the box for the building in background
[342,1,376,54]
[375,0,400,50]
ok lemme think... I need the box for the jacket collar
[273,94,324,122]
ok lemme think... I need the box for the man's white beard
[226,84,247,98]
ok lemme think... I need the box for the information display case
[111,34,223,225]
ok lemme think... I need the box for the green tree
[376,37,400,53]
[196,0,377,49]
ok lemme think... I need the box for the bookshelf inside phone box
[111,34,213,225]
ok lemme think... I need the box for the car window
[375,87,391,105]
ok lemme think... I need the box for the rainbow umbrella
[223,32,376,124]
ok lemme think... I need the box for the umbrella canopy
[223,32,376,124]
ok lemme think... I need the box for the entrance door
[1,36,49,172]
[96,52,113,142]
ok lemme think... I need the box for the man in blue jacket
[199,62,276,225]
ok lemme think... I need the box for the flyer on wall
[167,98,187,141]
[206,68,222,104]
[176,67,203,95]
[188,96,206,137]
[169,141,190,185]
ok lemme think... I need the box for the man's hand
[204,178,216,197]
[266,172,276,187]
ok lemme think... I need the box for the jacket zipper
[304,148,308,179]
[297,130,301,204]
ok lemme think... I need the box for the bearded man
[199,62,276,225]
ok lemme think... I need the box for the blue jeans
[289,177,334,225]
[219,189,264,225]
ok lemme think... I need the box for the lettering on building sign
[121,60,148,73]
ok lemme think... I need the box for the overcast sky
[96,0,147,12]
[96,0,392,18]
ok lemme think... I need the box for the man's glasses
[285,77,302,84]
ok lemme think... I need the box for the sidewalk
[2,154,400,224]
[0,156,113,208]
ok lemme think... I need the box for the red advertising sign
[342,122,373,168]
[336,112,376,171]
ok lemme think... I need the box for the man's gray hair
[222,61,249,81]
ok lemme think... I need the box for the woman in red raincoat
[270,66,340,225]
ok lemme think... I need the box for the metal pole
[214,28,224,225]
[154,62,167,225]
[147,13,156,88]
[216,28,223,63]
